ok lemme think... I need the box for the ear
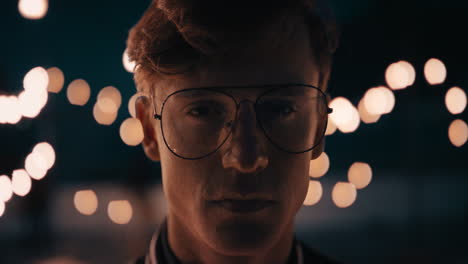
[136,95,160,161]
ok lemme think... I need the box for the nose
[222,100,269,174]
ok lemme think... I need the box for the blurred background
[1,0,467,263]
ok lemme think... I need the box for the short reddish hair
[126,0,339,94]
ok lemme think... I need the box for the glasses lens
[161,89,236,159]
[256,85,328,153]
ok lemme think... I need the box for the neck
[166,214,295,264]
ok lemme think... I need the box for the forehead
[153,21,319,100]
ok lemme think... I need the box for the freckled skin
[136,21,327,264]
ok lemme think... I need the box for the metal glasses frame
[151,83,333,160]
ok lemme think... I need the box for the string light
[0,201,4,217]
[0,176,13,202]
[32,142,56,170]
[128,93,143,118]
[67,79,91,106]
[24,152,48,180]
[122,49,136,73]
[358,98,380,124]
[385,62,409,90]
[398,60,416,87]
[329,97,359,133]
[93,102,118,125]
[332,182,357,208]
[347,162,373,189]
[325,118,337,136]
[119,118,144,146]
[97,86,122,114]
[303,180,322,206]
[74,190,98,216]
[11,170,32,197]
[445,87,467,115]
[18,0,48,20]
[46,67,65,93]
[424,58,447,85]
[448,119,468,147]
[309,152,330,178]
[108,200,133,225]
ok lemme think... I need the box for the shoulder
[299,241,342,264]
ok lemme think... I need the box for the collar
[144,220,304,264]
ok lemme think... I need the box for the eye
[260,101,297,118]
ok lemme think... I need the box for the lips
[210,199,275,213]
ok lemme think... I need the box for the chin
[203,217,282,256]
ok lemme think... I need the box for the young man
[128,0,339,263]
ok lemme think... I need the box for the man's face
[138,23,324,256]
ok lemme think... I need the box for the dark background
[1,0,467,263]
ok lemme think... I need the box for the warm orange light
[448,119,468,147]
[128,93,143,118]
[445,87,466,115]
[18,89,48,118]
[0,175,13,202]
[123,49,136,73]
[18,0,48,20]
[0,200,4,217]
[32,142,55,170]
[363,87,391,115]
[338,105,360,133]
[309,152,330,178]
[303,180,323,206]
[347,162,372,189]
[385,62,409,90]
[329,97,356,130]
[97,86,122,113]
[424,58,447,85]
[332,182,357,208]
[23,67,49,92]
[11,170,32,197]
[398,60,416,87]
[46,67,65,93]
[93,103,118,125]
[67,79,91,106]
[0,96,22,124]
[358,98,380,124]
[74,190,98,216]
[119,118,144,146]
[108,200,133,225]
[25,152,48,180]
[325,118,337,136]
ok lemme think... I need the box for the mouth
[209,199,276,213]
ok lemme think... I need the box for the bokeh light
[332,182,357,208]
[445,87,467,115]
[24,152,48,180]
[46,67,65,93]
[93,103,118,125]
[107,200,133,225]
[358,98,380,124]
[424,58,447,85]
[448,119,468,147]
[18,0,48,20]
[23,66,49,93]
[348,162,373,189]
[32,142,56,170]
[398,60,416,87]
[385,62,409,90]
[122,49,136,73]
[364,87,393,115]
[329,97,357,131]
[325,118,337,135]
[97,86,122,114]
[18,89,48,119]
[11,170,32,197]
[74,190,98,216]
[128,93,143,118]
[0,200,4,217]
[67,79,91,106]
[0,175,13,202]
[303,180,323,206]
[309,152,330,178]
[338,105,360,133]
[119,118,144,146]
[0,96,22,124]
